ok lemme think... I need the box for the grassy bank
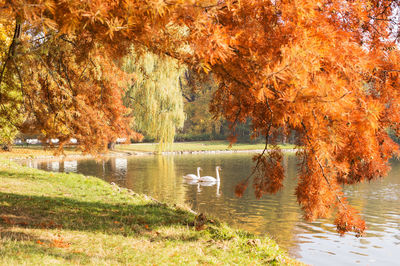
[0,158,300,265]
[1,146,82,160]
[117,141,296,153]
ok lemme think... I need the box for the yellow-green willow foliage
[0,22,24,150]
[123,48,185,150]
[0,81,24,150]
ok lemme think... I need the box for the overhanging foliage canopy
[2,0,400,234]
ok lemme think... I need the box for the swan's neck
[216,181,220,196]
[197,168,201,178]
[216,168,220,182]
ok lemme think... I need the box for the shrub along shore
[0,152,301,265]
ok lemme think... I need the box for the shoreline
[8,147,299,162]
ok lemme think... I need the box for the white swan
[183,167,202,180]
[199,166,221,182]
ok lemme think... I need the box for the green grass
[117,141,297,153]
[0,159,301,265]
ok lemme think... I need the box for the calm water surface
[27,153,400,265]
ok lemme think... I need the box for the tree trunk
[107,141,115,150]
[2,144,12,151]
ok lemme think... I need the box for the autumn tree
[3,0,400,235]
[0,13,132,153]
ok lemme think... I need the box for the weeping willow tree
[123,47,185,151]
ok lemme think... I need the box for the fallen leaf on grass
[1,216,14,225]
[37,220,62,229]
[194,213,208,231]
[52,237,70,248]
[195,224,207,231]
[16,221,28,226]
[246,239,261,247]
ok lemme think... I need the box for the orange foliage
[3,0,400,234]
[252,148,285,198]
[234,181,248,198]
[335,202,366,237]
[51,236,70,248]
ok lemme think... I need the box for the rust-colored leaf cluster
[335,206,366,237]
[252,148,284,199]
[51,235,70,248]
[36,235,70,248]
[234,181,248,198]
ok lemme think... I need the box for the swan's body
[199,166,221,182]
[198,176,216,182]
[183,167,202,180]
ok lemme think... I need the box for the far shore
[4,141,298,161]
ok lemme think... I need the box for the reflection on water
[50,161,59,171]
[29,153,400,265]
[64,160,77,172]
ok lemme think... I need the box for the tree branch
[300,121,347,209]
[0,19,21,91]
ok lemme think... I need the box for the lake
[26,153,400,265]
